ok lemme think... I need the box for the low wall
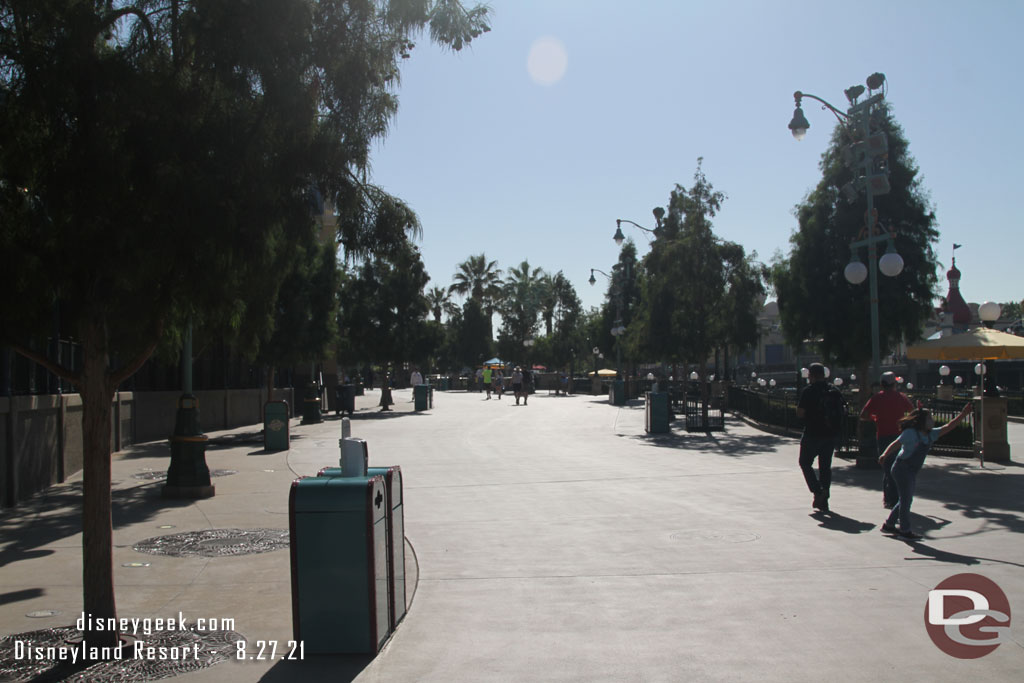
[2,388,293,508]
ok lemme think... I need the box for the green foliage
[452,298,492,367]
[497,259,544,349]
[631,159,764,370]
[336,239,433,366]
[771,105,940,366]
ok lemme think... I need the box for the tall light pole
[589,268,625,378]
[612,207,664,245]
[789,72,903,388]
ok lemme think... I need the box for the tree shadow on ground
[0,481,190,568]
[625,428,791,457]
[830,460,1024,537]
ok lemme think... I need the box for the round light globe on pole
[939,365,950,377]
[878,251,904,277]
[979,301,1002,324]
[907,382,914,390]
[800,367,809,379]
[689,371,698,381]
[954,375,963,385]
[974,363,986,376]
[844,260,868,285]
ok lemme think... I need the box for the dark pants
[799,435,835,497]
[877,433,900,506]
[885,459,917,530]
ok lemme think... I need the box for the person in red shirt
[859,372,914,508]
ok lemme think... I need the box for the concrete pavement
[1,388,1022,682]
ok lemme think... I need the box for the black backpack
[821,386,847,434]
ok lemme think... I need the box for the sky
[368,0,1024,318]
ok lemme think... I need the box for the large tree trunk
[79,320,119,651]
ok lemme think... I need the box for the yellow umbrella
[588,368,618,377]
[906,327,1024,467]
[906,328,1024,360]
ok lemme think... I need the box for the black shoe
[880,522,898,534]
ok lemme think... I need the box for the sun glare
[527,36,568,86]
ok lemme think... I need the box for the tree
[497,260,544,358]
[771,104,939,390]
[426,286,452,323]
[631,159,763,408]
[0,0,489,651]
[449,253,503,335]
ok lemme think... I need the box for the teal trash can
[289,476,390,654]
[318,465,405,629]
[645,392,669,433]
[414,384,431,411]
[264,401,290,452]
[612,379,626,406]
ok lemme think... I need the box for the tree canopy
[771,104,939,372]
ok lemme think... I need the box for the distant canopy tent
[906,327,1024,468]
[483,358,507,369]
[588,368,618,377]
[906,328,1024,361]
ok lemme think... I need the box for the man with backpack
[796,363,846,512]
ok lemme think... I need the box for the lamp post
[613,208,664,245]
[979,301,1002,397]
[590,267,626,379]
[789,72,902,389]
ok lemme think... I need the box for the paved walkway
[1,389,1022,682]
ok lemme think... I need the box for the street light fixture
[613,207,665,245]
[591,268,627,379]
[790,72,901,387]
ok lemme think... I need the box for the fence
[727,387,977,456]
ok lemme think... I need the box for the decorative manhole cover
[0,626,243,682]
[133,528,289,558]
[133,469,237,481]
[669,530,761,544]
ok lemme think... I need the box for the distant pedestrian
[796,363,846,512]
[493,368,504,400]
[379,374,394,412]
[522,367,531,405]
[475,367,483,392]
[880,404,972,539]
[410,368,423,387]
[512,366,524,405]
[860,372,914,508]
[483,366,493,399]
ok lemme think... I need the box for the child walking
[879,404,972,539]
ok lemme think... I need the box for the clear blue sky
[369,0,1023,317]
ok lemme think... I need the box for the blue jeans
[799,435,835,497]
[877,433,899,505]
[885,459,917,530]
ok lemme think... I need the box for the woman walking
[880,404,972,539]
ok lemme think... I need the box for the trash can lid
[290,475,386,515]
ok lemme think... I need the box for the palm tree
[501,260,545,343]
[449,253,503,304]
[426,286,451,323]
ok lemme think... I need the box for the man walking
[796,363,844,512]
[483,365,493,399]
[860,372,914,508]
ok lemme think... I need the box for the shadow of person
[809,511,876,534]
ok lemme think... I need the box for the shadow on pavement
[627,428,791,457]
[830,460,1024,536]
[258,654,373,682]
[809,511,876,534]
[0,481,191,567]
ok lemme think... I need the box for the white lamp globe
[939,365,950,377]
[878,252,904,277]
[954,375,963,385]
[979,301,1002,323]
[844,261,868,285]
[974,363,986,375]
[906,382,914,390]
[800,367,809,379]
[689,371,699,380]
[834,377,843,386]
